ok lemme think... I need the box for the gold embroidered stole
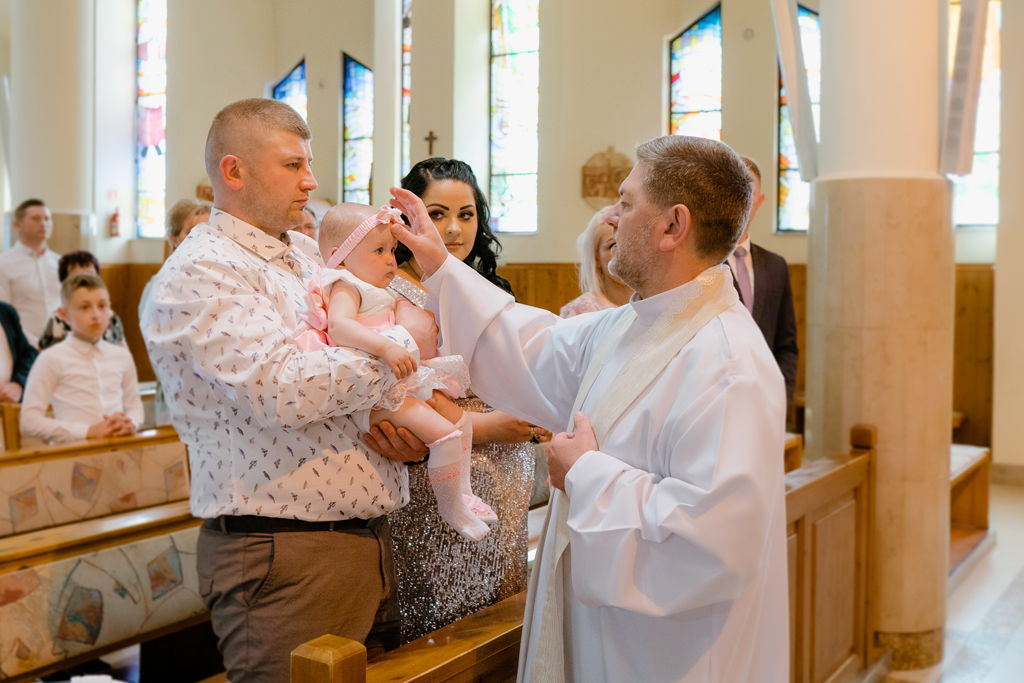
[519,264,738,682]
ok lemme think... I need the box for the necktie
[733,246,753,312]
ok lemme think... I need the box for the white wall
[992,0,1024,466]
[0,0,1012,266]
[93,0,136,265]
[272,0,374,204]
[166,0,275,215]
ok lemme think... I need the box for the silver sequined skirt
[387,397,535,643]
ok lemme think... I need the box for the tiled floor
[888,483,1024,682]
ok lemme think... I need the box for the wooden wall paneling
[810,494,860,682]
[498,263,581,314]
[952,264,994,446]
[97,263,162,383]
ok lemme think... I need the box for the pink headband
[325,206,404,269]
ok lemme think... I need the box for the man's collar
[14,241,48,257]
[629,264,733,325]
[209,209,291,262]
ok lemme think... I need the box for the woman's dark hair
[58,250,101,282]
[398,157,514,295]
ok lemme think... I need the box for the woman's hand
[471,410,552,445]
[381,342,417,379]
[389,187,448,277]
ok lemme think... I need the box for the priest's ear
[656,203,693,252]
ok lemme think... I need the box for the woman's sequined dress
[387,396,535,643]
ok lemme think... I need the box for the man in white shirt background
[141,98,437,682]
[20,273,142,443]
[0,199,61,348]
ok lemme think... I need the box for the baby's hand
[382,343,417,379]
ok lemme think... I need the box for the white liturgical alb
[424,255,789,682]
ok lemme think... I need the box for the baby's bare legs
[371,398,489,541]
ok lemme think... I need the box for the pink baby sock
[453,412,498,524]
[427,429,489,541]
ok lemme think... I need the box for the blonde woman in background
[560,205,633,317]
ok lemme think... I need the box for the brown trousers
[197,521,396,683]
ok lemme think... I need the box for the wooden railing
[287,426,878,683]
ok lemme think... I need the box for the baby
[296,203,495,541]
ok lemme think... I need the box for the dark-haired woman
[382,157,547,643]
[37,251,126,350]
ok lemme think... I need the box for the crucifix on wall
[424,130,438,155]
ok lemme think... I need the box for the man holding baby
[140,98,440,682]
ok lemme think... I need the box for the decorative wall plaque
[581,146,632,210]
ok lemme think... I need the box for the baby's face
[343,224,398,288]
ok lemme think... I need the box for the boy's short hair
[61,273,107,305]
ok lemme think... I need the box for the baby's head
[319,203,400,288]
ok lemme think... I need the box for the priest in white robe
[388,135,788,682]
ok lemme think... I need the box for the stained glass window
[490,0,539,233]
[401,0,413,177]
[342,54,374,204]
[949,0,1001,227]
[135,0,167,238]
[668,6,722,140]
[273,60,308,121]
[776,6,821,232]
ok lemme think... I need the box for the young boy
[20,273,143,443]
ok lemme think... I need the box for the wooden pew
[0,426,188,537]
[288,426,878,683]
[1,402,19,451]
[949,443,991,574]
[0,428,213,682]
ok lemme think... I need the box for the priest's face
[607,164,660,293]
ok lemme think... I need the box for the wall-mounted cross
[424,130,438,155]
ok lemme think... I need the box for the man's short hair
[14,198,46,222]
[60,273,107,305]
[740,156,762,183]
[635,136,753,262]
[204,98,311,180]
[59,250,101,282]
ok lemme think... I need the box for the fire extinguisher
[109,208,120,237]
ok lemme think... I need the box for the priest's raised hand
[389,186,448,276]
[546,411,598,492]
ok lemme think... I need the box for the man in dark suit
[727,157,798,404]
[0,301,37,403]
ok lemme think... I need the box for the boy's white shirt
[20,335,144,443]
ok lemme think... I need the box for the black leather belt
[203,515,370,534]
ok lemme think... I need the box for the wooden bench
[1,402,19,451]
[784,431,803,473]
[0,500,205,682]
[0,425,188,537]
[949,443,991,574]
[0,427,216,682]
[285,425,879,683]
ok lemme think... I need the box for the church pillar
[806,0,952,670]
[10,0,95,212]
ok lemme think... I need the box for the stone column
[10,0,94,211]
[806,0,953,670]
